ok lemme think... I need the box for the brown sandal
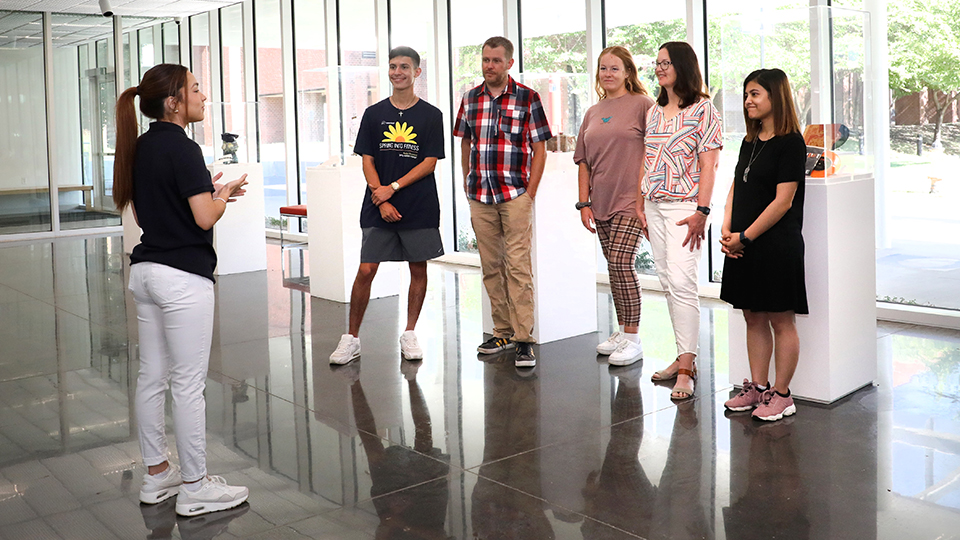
[670,366,697,401]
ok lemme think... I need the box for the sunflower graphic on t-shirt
[382,122,417,143]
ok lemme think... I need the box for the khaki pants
[469,193,535,343]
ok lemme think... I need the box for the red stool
[279,205,307,277]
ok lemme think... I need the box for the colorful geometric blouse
[642,98,723,202]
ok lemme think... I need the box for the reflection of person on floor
[581,368,655,539]
[723,420,809,539]
[351,367,451,540]
[649,401,711,540]
[472,361,555,539]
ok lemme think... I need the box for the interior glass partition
[0,11,51,234]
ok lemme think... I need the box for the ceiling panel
[2,0,238,18]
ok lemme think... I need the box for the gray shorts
[360,227,445,263]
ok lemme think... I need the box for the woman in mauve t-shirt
[574,46,654,367]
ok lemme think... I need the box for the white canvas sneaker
[175,476,249,517]
[608,339,643,366]
[329,334,361,364]
[597,332,624,355]
[140,463,182,504]
[399,330,423,360]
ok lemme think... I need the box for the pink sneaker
[724,379,764,411]
[752,389,797,422]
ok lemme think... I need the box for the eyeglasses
[652,60,673,70]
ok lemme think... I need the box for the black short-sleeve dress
[720,131,809,314]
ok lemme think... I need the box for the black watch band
[576,201,592,210]
[696,205,711,216]
[739,231,752,246]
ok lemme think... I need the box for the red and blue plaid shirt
[453,76,553,204]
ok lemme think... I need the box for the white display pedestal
[209,162,267,275]
[480,152,598,344]
[306,155,400,302]
[729,173,877,403]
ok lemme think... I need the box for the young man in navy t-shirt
[330,46,445,365]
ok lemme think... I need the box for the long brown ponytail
[114,64,189,212]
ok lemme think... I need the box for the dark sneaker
[515,342,536,368]
[478,336,515,354]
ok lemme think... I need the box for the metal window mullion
[434,0,455,253]
[243,0,258,162]
[43,12,59,233]
[279,0,299,206]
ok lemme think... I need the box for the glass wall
[219,4,250,163]
[338,0,378,158]
[449,0,504,253]
[877,0,960,311]
[255,0,286,227]
[0,11,51,235]
[389,0,438,103]
[162,20,179,62]
[292,0,328,202]
[190,13,214,161]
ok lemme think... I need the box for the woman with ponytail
[117,64,249,517]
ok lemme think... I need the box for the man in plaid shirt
[453,36,552,368]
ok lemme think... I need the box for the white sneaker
[597,332,624,355]
[608,339,643,366]
[330,334,361,364]
[140,463,182,504]
[175,476,249,517]
[399,330,423,360]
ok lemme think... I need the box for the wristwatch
[696,205,711,216]
[739,231,753,246]
[390,181,400,192]
[575,201,592,210]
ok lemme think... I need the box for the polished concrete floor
[0,235,959,539]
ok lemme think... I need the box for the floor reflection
[0,236,958,538]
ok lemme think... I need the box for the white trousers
[646,200,702,358]
[129,262,214,483]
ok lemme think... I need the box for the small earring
[174,109,179,113]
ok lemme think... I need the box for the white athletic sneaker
[140,463,182,504]
[175,476,249,517]
[597,332,624,355]
[330,334,361,364]
[608,339,643,366]
[399,330,423,360]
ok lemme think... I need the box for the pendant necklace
[391,96,418,117]
[742,136,769,182]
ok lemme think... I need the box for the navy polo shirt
[130,121,217,281]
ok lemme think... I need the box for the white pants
[129,262,214,483]
[646,200,702,358]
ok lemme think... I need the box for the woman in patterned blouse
[641,41,723,401]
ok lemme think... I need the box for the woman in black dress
[719,68,807,422]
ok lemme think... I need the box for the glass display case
[712,5,873,281]
[715,5,873,178]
